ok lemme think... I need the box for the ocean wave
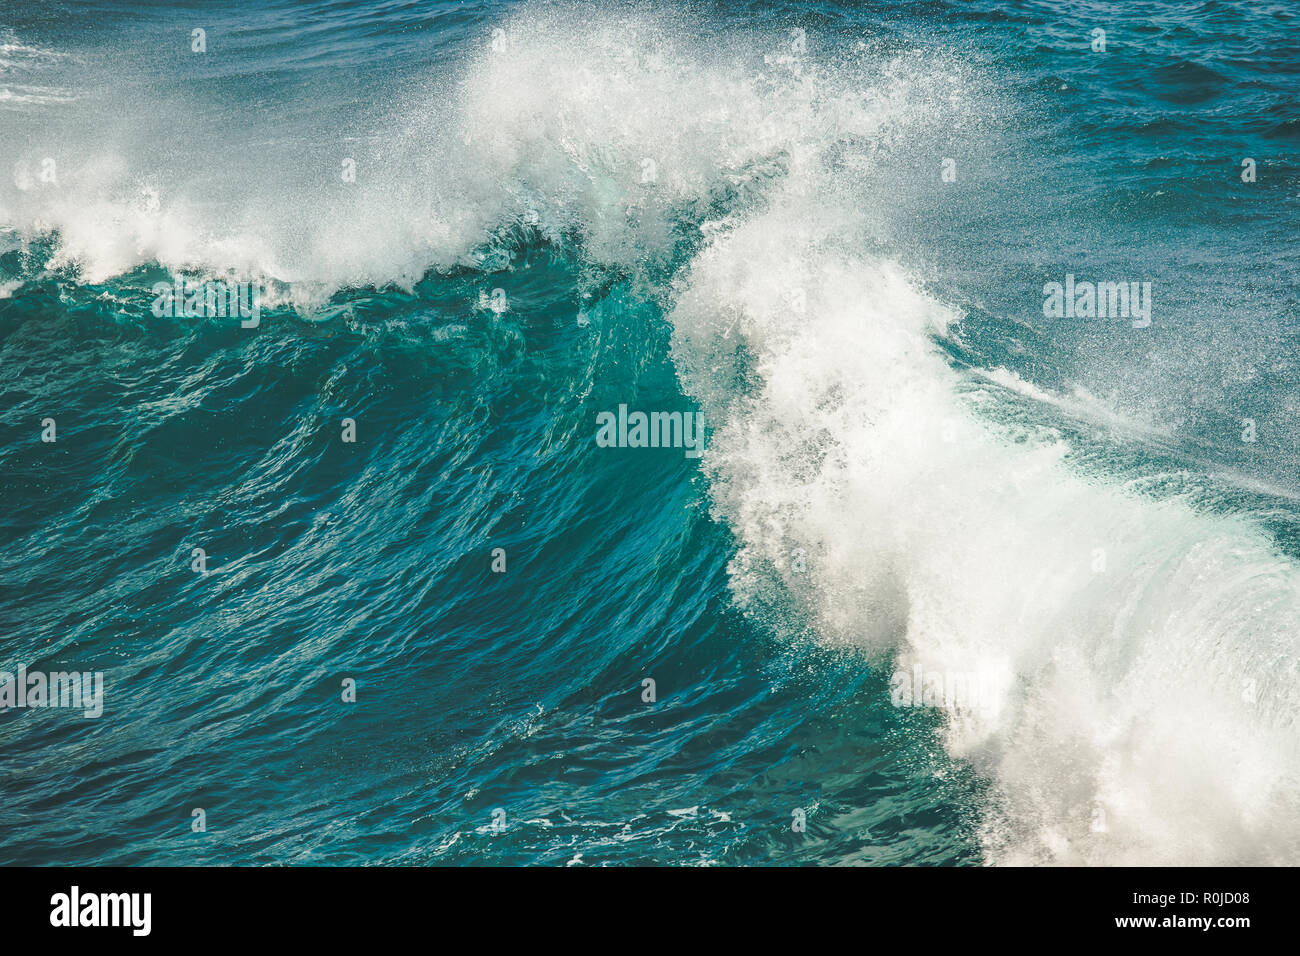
[2,2,1296,866]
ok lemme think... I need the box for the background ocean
[1,0,1297,866]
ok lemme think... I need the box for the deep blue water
[0,0,1297,865]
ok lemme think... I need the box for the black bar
[0,865,1279,943]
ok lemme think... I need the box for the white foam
[670,206,1300,864]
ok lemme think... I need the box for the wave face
[1,0,1298,865]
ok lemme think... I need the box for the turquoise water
[0,0,1297,866]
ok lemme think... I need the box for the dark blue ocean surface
[0,0,1296,865]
